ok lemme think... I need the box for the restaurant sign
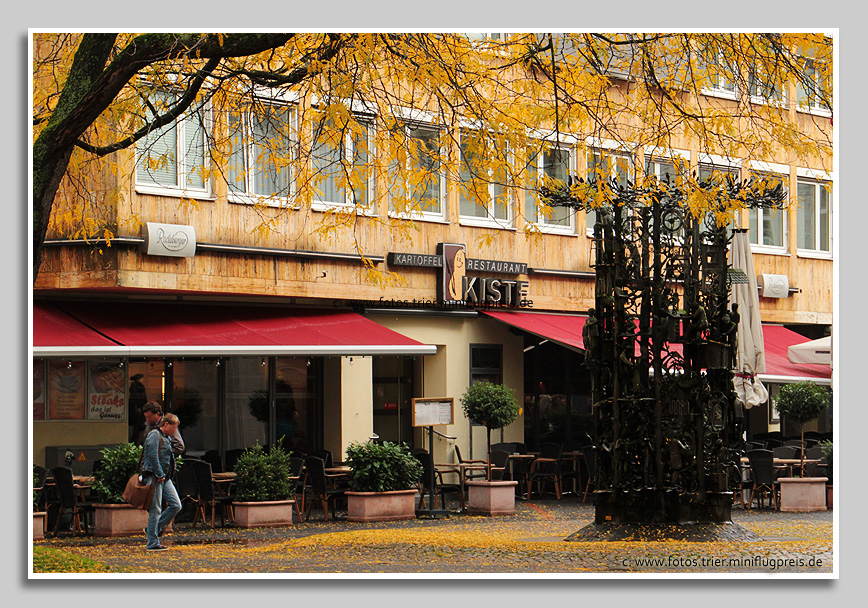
[388,243,532,308]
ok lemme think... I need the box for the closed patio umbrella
[728,230,768,408]
[787,335,832,366]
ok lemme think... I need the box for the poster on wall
[48,361,86,419]
[87,363,126,421]
[33,362,46,420]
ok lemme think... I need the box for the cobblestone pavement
[34,498,834,575]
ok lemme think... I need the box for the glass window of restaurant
[116,356,323,462]
[372,356,419,448]
[523,338,592,452]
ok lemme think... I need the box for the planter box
[778,477,828,512]
[233,500,295,528]
[466,480,518,516]
[94,503,151,537]
[33,512,47,540]
[346,490,417,522]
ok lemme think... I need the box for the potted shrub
[459,382,520,515]
[90,442,152,536]
[820,439,833,509]
[232,443,296,527]
[33,466,47,540]
[774,382,831,512]
[344,441,423,522]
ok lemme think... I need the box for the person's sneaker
[146,545,168,551]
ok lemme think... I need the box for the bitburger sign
[387,243,532,308]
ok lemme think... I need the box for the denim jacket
[142,429,175,479]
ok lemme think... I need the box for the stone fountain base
[565,521,761,542]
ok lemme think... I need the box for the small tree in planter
[233,444,296,527]
[91,443,142,504]
[90,443,150,536]
[775,381,831,475]
[460,382,520,479]
[344,441,423,521]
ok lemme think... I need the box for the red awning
[32,302,126,357]
[482,310,588,352]
[760,324,832,384]
[34,301,436,357]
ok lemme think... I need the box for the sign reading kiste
[388,243,532,308]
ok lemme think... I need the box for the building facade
[32,33,833,473]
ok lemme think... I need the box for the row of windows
[135,102,831,255]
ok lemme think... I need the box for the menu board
[412,397,454,427]
[87,363,126,421]
[48,361,87,419]
[33,362,46,420]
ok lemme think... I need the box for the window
[226,104,293,202]
[586,148,633,232]
[701,50,738,98]
[459,131,509,225]
[699,161,741,234]
[797,58,831,113]
[136,91,208,195]
[464,33,505,42]
[797,180,831,253]
[469,344,503,385]
[525,144,574,232]
[748,173,788,249]
[645,155,688,239]
[389,123,444,219]
[748,63,785,104]
[311,115,374,209]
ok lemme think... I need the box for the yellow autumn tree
[32,32,832,283]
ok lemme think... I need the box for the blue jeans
[146,477,181,548]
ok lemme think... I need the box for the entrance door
[372,357,416,447]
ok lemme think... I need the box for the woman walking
[142,413,182,551]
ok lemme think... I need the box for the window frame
[457,129,513,229]
[387,120,448,223]
[524,139,577,235]
[135,91,213,200]
[697,155,742,234]
[225,101,297,208]
[700,50,739,101]
[309,112,377,214]
[796,56,832,116]
[584,142,635,236]
[747,162,790,254]
[795,173,832,258]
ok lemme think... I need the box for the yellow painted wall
[367,313,524,474]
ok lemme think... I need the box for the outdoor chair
[311,449,334,469]
[302,457,345,521]
[454,445,487,482]
[289,456,305,520]
[744,441,766,451]
[50,466,94,536]
[773,446,799,461]
[416,451,464,512]
[782,440,805,449]
[526,443,563,499]
[491,442,517,454]
[488,450,510,481]
[175,459,200,521]
[224,448,245,472]
[191,460,234,528]
[581,445,597,503]
[202,450,223,474]
[747,450,780,510]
